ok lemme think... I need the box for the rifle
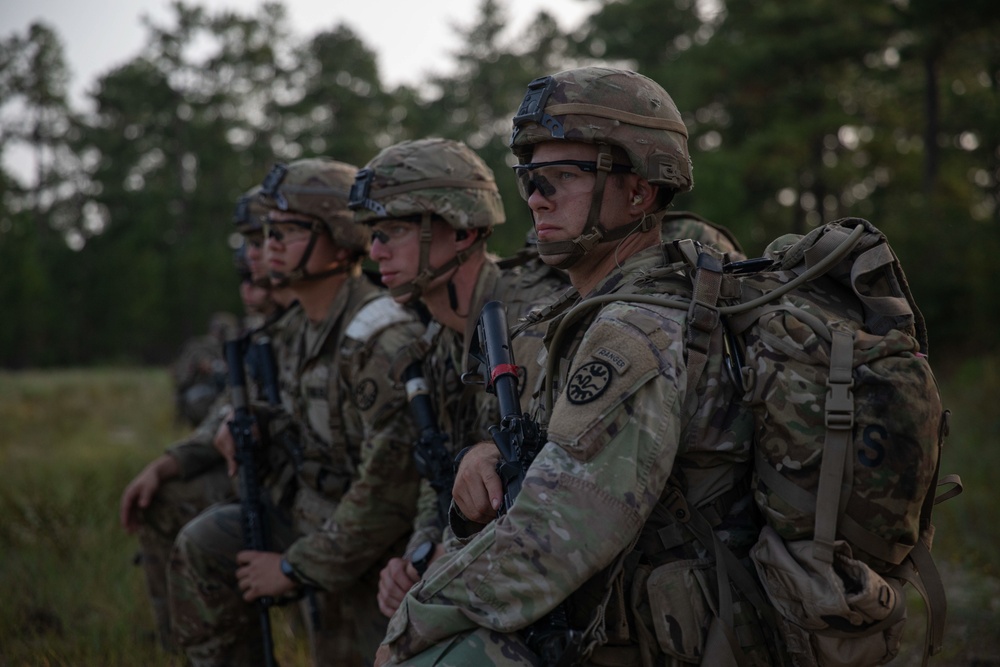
[245,335,282,406]
[224,337,279,667]
[401,359,454,540]
[471,300,584,667]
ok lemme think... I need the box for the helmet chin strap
[534,144,655,270]
[275,229,353,285]
[388,213,491,301]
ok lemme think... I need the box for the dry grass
[0,364,996,665]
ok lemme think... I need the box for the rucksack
[540,217,961,666]
[683,217,961,666]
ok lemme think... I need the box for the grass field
[0,364,997,665]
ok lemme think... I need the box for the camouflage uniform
[661,210,745,260]
[379,68,770,666]
[137,302,303,652]
[171,311,239,427]
[405,257,567,555]
[380,244,764,666]
[349,137,570,557]
[170,158,424,667]
[135,184,296,653]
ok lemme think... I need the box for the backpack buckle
[825,331,855,430]
[825,380,855,429]
[663,485,692,524]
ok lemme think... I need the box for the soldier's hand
[118,454,180,533]
[213,413,238,477]
[452,442,503,523]
[377,557,419,618]
[236,550,295,601]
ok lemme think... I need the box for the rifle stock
[224,337,279,667]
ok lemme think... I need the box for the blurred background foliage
[1,0,998,367]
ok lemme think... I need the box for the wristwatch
[410,540,435,576]
[453,445,474,476]
[279,557,304,586]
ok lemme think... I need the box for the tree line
[0,0,997,368]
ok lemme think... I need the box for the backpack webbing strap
[934,473,962,505]
[889,409,957,664]
[754,448,919,567]
[661,482,779,661]
[681,241,724,397]
[813,329,855,564]
[890,542,947,666]
[719,224,867,321]
[642,483,748,554]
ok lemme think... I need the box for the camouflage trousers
[384,628,542,667]
[169,497,385,666]
[135,462,234,652]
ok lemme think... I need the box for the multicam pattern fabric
[733,219,942,568]
[380,243,765,666]
[170,273,424,666]
[351,138,504,230]
[259,157,369,254]
[510,67,692,192]
[661,210,746,260]
[727,219,948,666]
[167,305,305,485]
[134,464,234,653]
[138,305,302,652]
[404,257,569,556]
[171,332,231,427]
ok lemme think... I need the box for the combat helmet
[233,185,273,287]
[234,185,268,235]
[233,243,252,283]
[258,157,367,283]
[509,67,692,268]
[349,137,504,300]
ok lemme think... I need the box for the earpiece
[632,195,643,205]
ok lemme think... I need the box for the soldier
[169,157,424,667]
[375,67,769,666]
[347,137,570,618]
[119,185,290,653]
[171,310,239,427]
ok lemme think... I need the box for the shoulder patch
[345,295,414,342]
[566,360,613,404]
[593,347,630,374]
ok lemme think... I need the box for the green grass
[0,368,308,666]
[0,364,997,665]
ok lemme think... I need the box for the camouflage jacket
[277,273,424,593]
[404,256,569,556]
[166,305,305,490]
[171,333,229,426]
[382,241,757,663]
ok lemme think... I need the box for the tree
[0,22,92,365]
[74,2,300,362]
[390,0,575,254]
